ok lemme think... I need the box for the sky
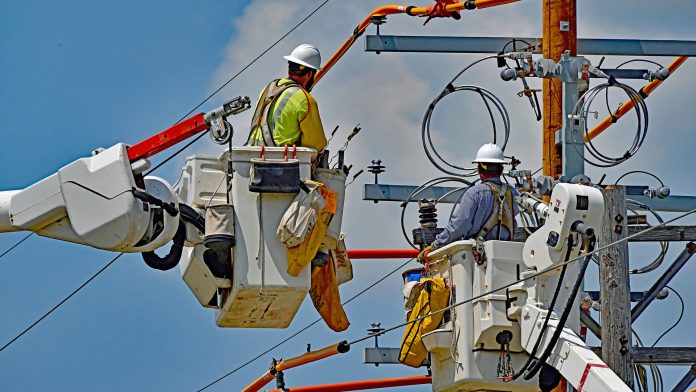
[2,0,696,391]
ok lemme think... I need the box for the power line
[173,0,332,124]
[196,257,415,391]
[651,285,684,347]
[0,233,33,262]
[0,252,124,353]
[145,132,208,175]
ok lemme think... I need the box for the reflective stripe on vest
[477,182,515,240]
[247,79,300,146]
[269,85,300,132]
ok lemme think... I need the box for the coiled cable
[626,199,668,274]
[571,81,649,167]
[399,177,473,249]
[422,56,511,177]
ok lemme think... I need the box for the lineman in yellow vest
[246,44,327,152]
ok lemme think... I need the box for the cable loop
[570,81,649,168]
[422,57,511,177]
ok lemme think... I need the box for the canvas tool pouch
[309,257,350,332]
[277,181,325,248]
[286,184,338,277]
[249,158,301,193]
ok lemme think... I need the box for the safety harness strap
[249,79,300,146]
[477,182,514,240]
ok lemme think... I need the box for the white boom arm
[0,143,179,253]
[517,184,631,391]
[519,305,632,391]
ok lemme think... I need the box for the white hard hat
[472,143,506,164]
[284,44,322,71]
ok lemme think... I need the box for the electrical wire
[399,177,473,249]
[172,0,332,124]
[0,252,124,353]
[146,132,208,175]
[615,59,665,70]
[512,237,573,380]
[0,233,33,262]
[196,257,416,391]
[422,56,511,177]
[651,285,684,348]
[633,331,662,392]
[626,199,668,274]
[500,38,534,54]
[570,81,649,167]
[523,237,596,380]
[615,170,665,187]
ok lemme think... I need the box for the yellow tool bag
[398,278,449,368]
[309,256,350,332]
[285,184,338,277]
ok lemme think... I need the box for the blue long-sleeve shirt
[433,178,519,248]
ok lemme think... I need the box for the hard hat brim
[472,158,507,164]
[284,55,322,71]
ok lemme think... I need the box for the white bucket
[216,146,317,328]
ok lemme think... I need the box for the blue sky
[2,1,696,391]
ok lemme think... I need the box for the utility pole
[542,0,576,179]
[599,185,634,388]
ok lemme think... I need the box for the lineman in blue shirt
[420,144,519,261]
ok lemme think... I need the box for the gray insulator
[657,186,671,199]
[654,67,670,81]
[418,200,438,228]
[500,68,518,81]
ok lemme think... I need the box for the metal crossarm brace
[673,364,696,392]
[365,35,696,56]
[631,242,696,321]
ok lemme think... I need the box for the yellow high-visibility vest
[247,78,327,151]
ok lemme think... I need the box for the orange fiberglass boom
[242,342,350,392]
[314,0,521,85]
[267,375,432,391]
[584,56,688,142]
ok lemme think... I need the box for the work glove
[417,245,433,263]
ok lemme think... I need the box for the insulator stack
[412,199,443,249]
[418,199,438,228]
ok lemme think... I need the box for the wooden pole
[542,0,576,178]
[599,185,634,388]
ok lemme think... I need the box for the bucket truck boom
[0,96,250,252]
[421,183,632,392]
